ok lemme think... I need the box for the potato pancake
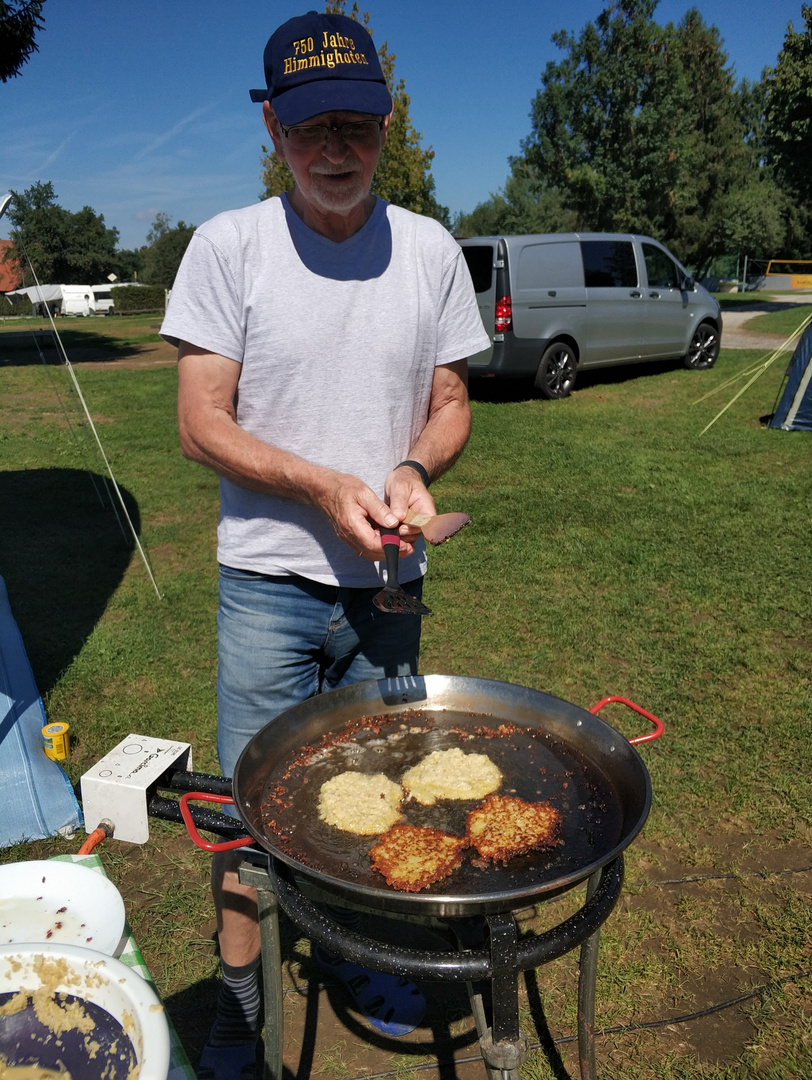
[401,747,502,805]
[466,794,561,863]
[318,771,403,835]
[369,824,469,892]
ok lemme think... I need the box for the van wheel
[535,343,577,399]
[685,322,719,369]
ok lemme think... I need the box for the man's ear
[263,101,286,158]
[381,107,394,146]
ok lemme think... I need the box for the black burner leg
[239,860,284,1080]
[449,920,504,1080]
[577,870,602,1080]
[477,912,529,1078]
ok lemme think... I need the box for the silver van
[457,233,722,398]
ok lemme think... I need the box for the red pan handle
[589,696,664,745]
[179,791,255,852]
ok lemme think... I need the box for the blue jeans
[216,566,423,777]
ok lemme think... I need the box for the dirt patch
[135,826,811,1077]
[4,728,808,1075]
[633,825,812,881]
[655,967,758,1062]
[0,322,178,369]
[722,328,797,350]
[720,299,811,350]
[63,339,178,369]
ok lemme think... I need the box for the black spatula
[373,530,432,615]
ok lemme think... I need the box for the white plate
[0,941,170,1080]
[0,859,126,955]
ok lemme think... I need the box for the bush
[110,285,165,314]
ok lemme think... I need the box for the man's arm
[386,359,472,525]
[177,343,403,555]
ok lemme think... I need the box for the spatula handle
[380,530,400,587]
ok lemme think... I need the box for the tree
[739,76,770,165]
[6,181,120,284]
[64,206,122,282]
[259,1,448,223]
[453,160,577,236]
[764,7,812,227]
[258,149,294,202]
[518,0,775,275]
[0,0,46,81]
[109,247,143,283]
[3,181,59,284]
[370,31,446,221]
[139,213,195,286]
[522,0,680,234]
[663,8,768,274]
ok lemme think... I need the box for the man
[162,10,488,1078]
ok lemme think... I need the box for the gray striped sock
[208,954,262,1047]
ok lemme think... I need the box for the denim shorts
[216,566,423,777]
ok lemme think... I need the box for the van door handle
[630,290,642,298]
[547,290,556,297]
[649,291,661,299]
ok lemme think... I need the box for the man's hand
[384,464,436,548]
[383,359,471,548]
[312,471,413,559]
[178,344,420,559]
[177,345,470,561]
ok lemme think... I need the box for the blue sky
[0,0,804,251]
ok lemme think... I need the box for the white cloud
[132,103,221,161]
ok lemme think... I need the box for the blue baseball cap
[249,10,393,126]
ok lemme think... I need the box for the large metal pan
[230,675,661,918]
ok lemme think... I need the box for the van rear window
[518,241,582,290]
[460,246,495,293]
[581,240,638,288]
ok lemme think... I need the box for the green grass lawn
[0,325,810,1078]
[740,306,812,338]
[713,290,812,338]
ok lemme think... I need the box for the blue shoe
[197,1037,258,1080]
[315,946,426,1037]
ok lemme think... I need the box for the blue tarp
[769,322,812,431]
[0,575,82,846]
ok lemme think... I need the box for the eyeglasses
[280,118,384,150]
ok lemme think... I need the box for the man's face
[264,105,389,218]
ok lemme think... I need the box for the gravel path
[721,295,812,350]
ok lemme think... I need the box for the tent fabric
[5,284,63,303]
[769,322,812,431]
[0,575,82,847]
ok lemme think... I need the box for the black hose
[157,768,234,796]
[334,968,812,1080]
[147,793,245,837]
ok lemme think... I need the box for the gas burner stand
[239,854,624,1080]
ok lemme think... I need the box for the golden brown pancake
[466,794,561,863]
[369,824,469,892]
[401,747,502,805]
[318,771,403,835]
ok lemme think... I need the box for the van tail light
[494,295,512,333]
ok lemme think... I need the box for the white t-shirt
[161,194,489,586]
